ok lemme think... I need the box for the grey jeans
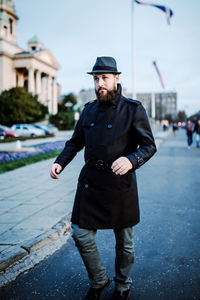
[72,224,134,291]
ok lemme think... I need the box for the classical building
[0,0,60,114]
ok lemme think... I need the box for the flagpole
[151,91,156,119]
[131,0,136,99]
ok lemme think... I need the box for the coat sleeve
[126,103,157,171]
[54,110,85,170]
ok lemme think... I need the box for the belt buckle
[96,160,104,170]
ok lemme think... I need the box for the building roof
[0,0,19,20]
[14,49,60,70]
[0,11,9,22]
[28,35,42,44]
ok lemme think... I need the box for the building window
[9,18,13,34]
[4,25,8,36]
[31,46,36,51]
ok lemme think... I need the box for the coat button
[90,123,94,127]
[85,184,89,188]
[107,124,112,129]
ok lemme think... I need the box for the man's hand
[50,163,62,179]
[111,157,132,175]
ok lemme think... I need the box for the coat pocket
[119,172,132,190]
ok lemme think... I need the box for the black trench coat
[55,84,156,229]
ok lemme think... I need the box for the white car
[11,124,45,137]
[32,124,55,135]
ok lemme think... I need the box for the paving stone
[0,228,43,245]
[6,193,40,202]
[0,204,44,224]
[0,245,10,253]
[0,223,14,235]
[0,200,22,215]
[13,202,73,233]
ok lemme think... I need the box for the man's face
[93,73,119,102]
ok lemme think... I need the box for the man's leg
[113,227,134,294]
[71,224,109,288]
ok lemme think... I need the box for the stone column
[47,75,52,114]
[41,76,46,104]
[13,70,17,87]
[18,73,24,87]
[28,67,34,94]
[35,70,42,101]
[52,77,58,115]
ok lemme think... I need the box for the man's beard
[95,87,117,103]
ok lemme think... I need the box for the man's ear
[115,74,119,83]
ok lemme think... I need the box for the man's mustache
[97,88,107,92]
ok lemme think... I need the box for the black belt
[86,159,112,171]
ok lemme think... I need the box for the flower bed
[0,134,55,143]
[0,141,65,164]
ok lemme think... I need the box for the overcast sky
[14,0,200,115]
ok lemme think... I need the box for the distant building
[136,92,177,121]
[78,88,96,105]
[189,111,200,122]
[0,0,60,114]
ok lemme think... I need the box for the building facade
[0,0,60,114]
[136,92,177,121]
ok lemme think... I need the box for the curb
[0,215,72,288]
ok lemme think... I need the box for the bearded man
[50,56,157,300]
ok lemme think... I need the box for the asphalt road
[0,129,200,300]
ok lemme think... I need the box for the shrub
[49,111,75,130]
[0,87,48,126]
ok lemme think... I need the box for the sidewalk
[0,129,170,287]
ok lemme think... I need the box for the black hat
[87,56,121,75]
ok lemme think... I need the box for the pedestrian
[163,123,168,131]
[50,56,157,300]
[186,120,194,149]
[172,123,178,136]
[193,119,200,148]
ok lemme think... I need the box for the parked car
[0,125,20,138]
[32,124,54,135]
[11,124,45,137]
[0,128,4,139]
